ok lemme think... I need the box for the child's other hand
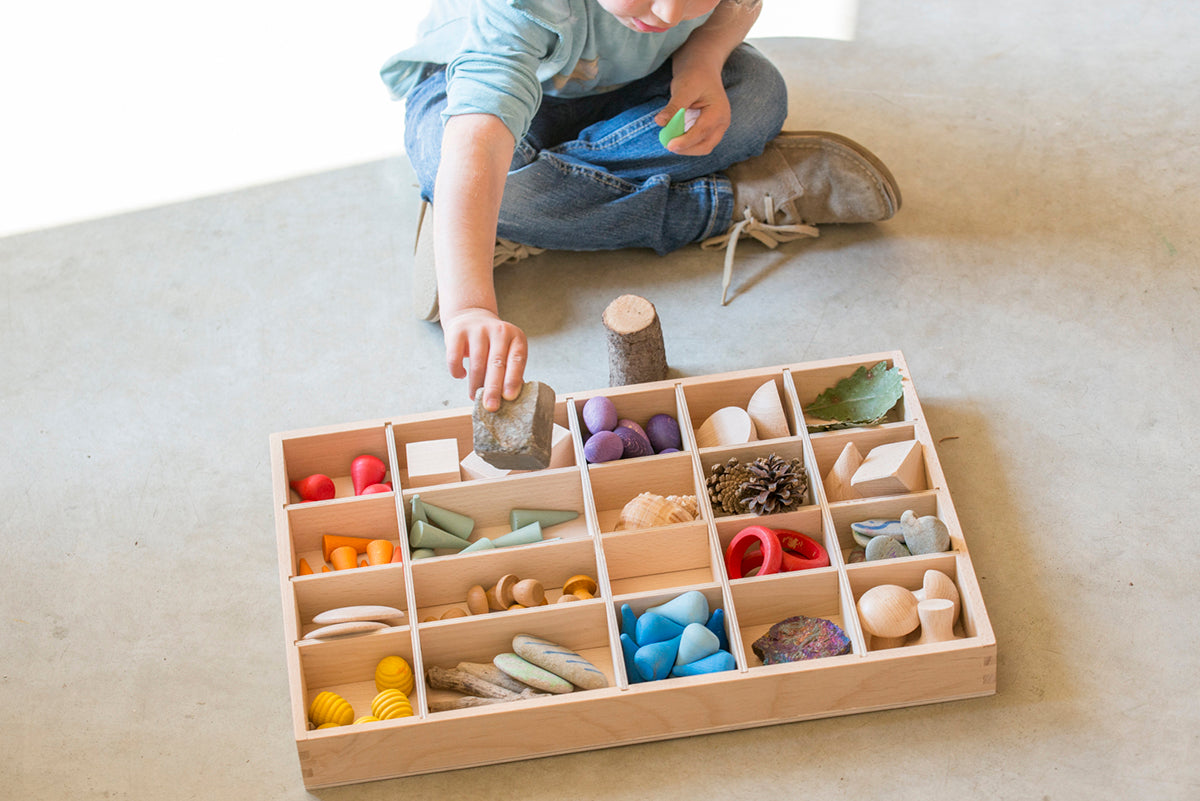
[655,72,731,156]
[442,308,528,411]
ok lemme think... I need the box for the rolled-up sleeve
[443,4,560,142]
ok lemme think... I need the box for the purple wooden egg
[646,413,683,453]
[615,425,654,459]
[582,396,618,436]
[584,430,624,463]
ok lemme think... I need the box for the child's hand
[442,308,528,411]
[655,70,731,156]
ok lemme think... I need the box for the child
[381,0,900,411]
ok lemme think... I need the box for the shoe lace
[701,196,819,305]
[494,238,546,267]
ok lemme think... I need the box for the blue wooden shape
[669,649,737,678]
[635,612,684,645]
[705,608,729,651]
[646,590,708,627]
[634,636,681,681]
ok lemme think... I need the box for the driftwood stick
[427,689,547,712]
[603,294,667,386]
[455,661,533,694]
[426,665,519,699]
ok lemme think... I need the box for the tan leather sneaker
[703,131,902,304]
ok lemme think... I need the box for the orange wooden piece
[322,534,376,562]
[367,539,394,565]
[330,546,359,570]
[297,558,314,576]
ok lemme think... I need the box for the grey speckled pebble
[866,534,911,561]
[901,510,951,555]
[513,634,609,690]
[493,652,574,694]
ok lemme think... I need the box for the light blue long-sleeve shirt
[380,0,712,141]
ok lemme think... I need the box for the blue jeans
[404,44,787,254]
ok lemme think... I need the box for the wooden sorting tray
[270,351,996,788]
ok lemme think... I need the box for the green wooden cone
[409,520,469,550]
[508,508,579,530]
[459,537,495,554]
[410,495,428,525]
[491,521,543,548]
[421,500,475,539]
[411,548,436,560]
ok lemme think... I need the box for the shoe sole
[412,200,439,322]
[772,130,902,218]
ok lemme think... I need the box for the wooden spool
[603,295,667,386]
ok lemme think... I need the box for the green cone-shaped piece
[508,508,579,530]
[421,500,475,539]
[491,521,543,548]
[410,548,436,560]
[659,107,687,147]
[459,537,495,554]
[410,495,428,525]
[409,520,469,550]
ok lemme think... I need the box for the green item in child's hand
[659,108,688,147]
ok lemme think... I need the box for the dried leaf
[804,361,903,432]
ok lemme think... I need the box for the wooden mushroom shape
[562,574,597,600]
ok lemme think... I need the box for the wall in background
[0,1,854,237]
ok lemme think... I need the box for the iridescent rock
[752,615,852,664]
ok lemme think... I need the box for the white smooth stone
[311,605,406,626]
[303,621,388,640]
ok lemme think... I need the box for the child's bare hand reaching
[442,308,528,412]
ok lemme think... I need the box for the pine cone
[706,457,752,516]
[740,454,807,515]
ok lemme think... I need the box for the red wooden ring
[774,529,830,571]
[725,526,783,579]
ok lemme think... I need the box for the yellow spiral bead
[316,722,342,729]
[371,688,414,720]
[375,655,415,695]
[308,691,354,728]
[353,715,380,725]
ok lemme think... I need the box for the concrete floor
[3,2,1198,799]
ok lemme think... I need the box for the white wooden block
[548,423,573,468]
[460,450,514,481]
[850,440,925,496]
[406,438,462,487]
[460,425,570,480]
[823,441,864,502]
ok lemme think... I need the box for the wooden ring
[775,529,830,571]
[724,526,783,579]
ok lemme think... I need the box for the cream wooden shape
[695,406,757,448]
[746,379,790,440]
[405,439,462,488]
[850,439,926,496]
[271,352,996,788]
[823,441,864,502]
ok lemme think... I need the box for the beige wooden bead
[857,584,919,639]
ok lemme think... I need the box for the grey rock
[865,534,911,561]
[472,381,556,469]
[900,510,951,555]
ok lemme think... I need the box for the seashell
[615,492,697,530]
[666,494,699,518]
[615,425,654,458]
